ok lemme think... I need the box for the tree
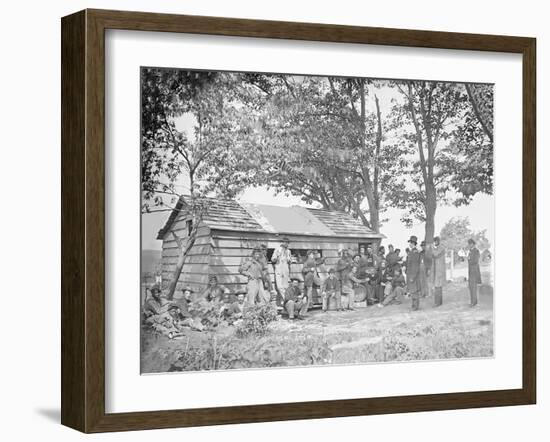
[236,74,407,232]
[141,69,254,295]
[394,80,492,242]
[439,217,491,256]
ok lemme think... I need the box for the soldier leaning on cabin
[302,250,321,309]
[336,249,353,282]
[405,236,422,311]
[272,237,291,300]
[284,278,308,320]
[239,248,270,305]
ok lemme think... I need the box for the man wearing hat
[239,248,269,305]
[336,248,353,283]
[405,235,422,311]
[272,237,292,301]
[302,250,320,309]
[143,284,168,317]
[321,268,342,312]
[284,278,308,320]
[201,275,229,303]
[467,238,481,307]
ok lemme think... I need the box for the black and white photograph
[140,68,495,374]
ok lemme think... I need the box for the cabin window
[289,248,323,264]
[358,242,374,253]
[186,219,193,236]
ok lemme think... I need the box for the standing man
[385,244,399,271]
[239,248,269,305]
[284,278,308,320]
[336,248,353,282]
[431,236,446,307]
[321,268,342,312]
[302,250,319,309]
[358,245,377,303]
[405,236,422,311]
[272,237,292,302]
[467,238,482,307]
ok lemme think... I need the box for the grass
[141,276,493,373]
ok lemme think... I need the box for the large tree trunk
[424,184,437,243]
[166,227,198,301]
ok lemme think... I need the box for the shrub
[235,303,279,337]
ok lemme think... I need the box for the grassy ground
[141,275,493,373]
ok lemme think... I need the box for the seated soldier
[378,268,406,307]
[341,266,367,311]
[321,268,342,312]
[284,278,308,320]
[221,291,247,324]
[142,284,168,318]
[201,275,229,303]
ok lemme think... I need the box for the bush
[235,303,279,337]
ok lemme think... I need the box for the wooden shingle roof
[157,196,383,239]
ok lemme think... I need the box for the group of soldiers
[237,234,483,318]
[143,234,484,335]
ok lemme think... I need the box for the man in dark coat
[467,238,482,307]
[405,235,422,311]
[321,268,342,312]
[284,278,308,320]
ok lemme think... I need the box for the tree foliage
[439,217,491,253]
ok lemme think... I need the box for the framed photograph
[61,9,536,433]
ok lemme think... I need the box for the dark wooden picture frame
[61,9,536,433]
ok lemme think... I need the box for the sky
[141,73,494,251]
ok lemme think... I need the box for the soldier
[302,249,320,309]
[419,241,430,298]
[431,236,446,307]
[221,291,247,324]
[239,248,269,305]
[336,248,352,281]
[378,267,406,307]
[405,235,422,311]
[321,268,342,312]
[357,244,378,303]
[143,284,167,317]
[467,238,481,307]
[272,237,292,300]
[341,265,367,310]
[284,278,308,320]
[201,275,229,303]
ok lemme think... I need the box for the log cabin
[156,196,384,304]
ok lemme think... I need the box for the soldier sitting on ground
[143,284,168,318]
[378,267,406,308]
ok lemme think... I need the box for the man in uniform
[341,265,368,310]
[378,267,406,307]
[239,248,269,305]
[405,235,422,311]
[201,275,230,303]
[467,238,481,307]
[357,245,378,303]
[284,278,308,320]
[302,250,320,309]
[143,284,168,317]
[431,236,446,307]
[272,237,292,302]
[321,268,342,312]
